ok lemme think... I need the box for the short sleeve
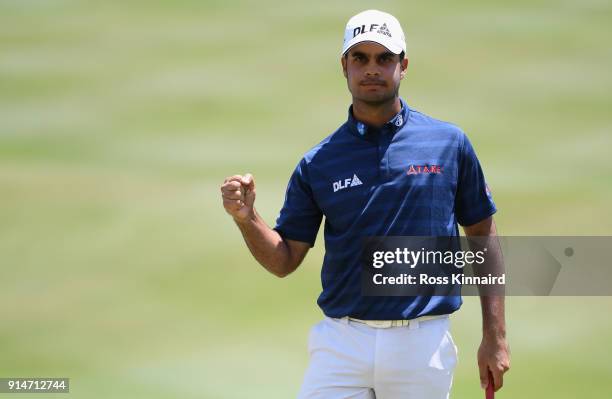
[273,158,323,246]
[455,133,497,226]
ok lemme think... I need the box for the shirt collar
[347,98,410,138]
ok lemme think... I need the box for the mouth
[360,81,386,86]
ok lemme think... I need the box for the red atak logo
[407,164,443,175]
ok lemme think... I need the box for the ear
[341,56,348,78]
[400,57,409,79]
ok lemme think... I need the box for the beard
[350,80,400,106]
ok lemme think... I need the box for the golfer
[221,9,510,398]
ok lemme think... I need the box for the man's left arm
[463,216,511,392]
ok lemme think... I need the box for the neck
[352,96,401,127]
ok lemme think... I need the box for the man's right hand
[220,172,311,277]
[220,173,256,223]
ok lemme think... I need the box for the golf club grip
[486,370,495,399]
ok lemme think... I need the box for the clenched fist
[220,173,256,222]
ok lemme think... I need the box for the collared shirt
[274,98,496,319]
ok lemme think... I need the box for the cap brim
[342,32,403,55]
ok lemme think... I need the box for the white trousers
[298,316,458,399]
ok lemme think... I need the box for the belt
[339,314,449,329]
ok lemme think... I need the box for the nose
[364,59,380,77]
[365,67,380,77]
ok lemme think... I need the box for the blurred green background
[1,0,611,398]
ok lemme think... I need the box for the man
[221,9,510,399]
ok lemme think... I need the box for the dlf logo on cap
[342,10,406,55]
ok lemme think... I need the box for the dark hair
[343,51,405,61]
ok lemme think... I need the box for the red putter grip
[485,370,495,399]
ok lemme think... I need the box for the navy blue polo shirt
[274,98,496,320]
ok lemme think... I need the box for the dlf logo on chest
[333,174,363,192]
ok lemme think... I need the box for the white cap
[341,10,406,56]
